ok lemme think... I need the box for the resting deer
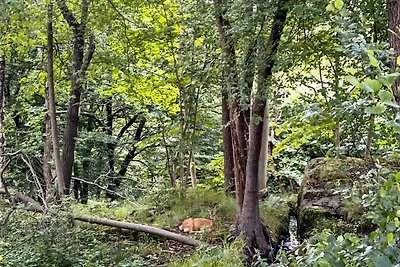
[179,207,216,233]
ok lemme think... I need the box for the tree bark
[0,55,5,190]
[222,90,235,193]
[387,0,400,143]
[258,100,270,190]
[57,0,95,194]
[47,1,65,197]
[43,87,54,200]
[387,0,400,106]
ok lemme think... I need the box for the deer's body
[179,218,214,233]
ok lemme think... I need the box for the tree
[214,0,289,262]
[47,1,65,197]
[387,0,400,137]
[0,55,5,190]
[57,0,95,194]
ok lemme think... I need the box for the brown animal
[179,207,216,233]
[179,218,214,233]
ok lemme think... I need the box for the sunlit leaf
[368,54,379,67]
[326,3,335,11]
[334,0,344,10]
[345,75,360,87]
[362,78,382,93]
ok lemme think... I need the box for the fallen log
[73,214,205,246]
[0,188,205,247]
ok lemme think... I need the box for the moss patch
[298,157,375,239]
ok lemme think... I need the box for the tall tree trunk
[0,56,6,189]
[240,0,289,262]
[57,0,95,194]
[387,0,400,143]
[240,99,274,261]
[387,0,400,106]
[43,87,54,200]
[47,1,65,196]
[222,90,235,193]
[258,100,269,190]
[214,0,247,211]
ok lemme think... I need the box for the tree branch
[117,114,139,141]
[81,36,95,74]
[57,0,79,29]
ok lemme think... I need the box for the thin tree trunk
[387,0,400,106]
[222,90,235,193]
[43,87,53,200]
[258,100,269,190]
[189,151,197,187]
[47,1,65,196]
[0,55,6,189]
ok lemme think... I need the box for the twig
[72,176,126,199]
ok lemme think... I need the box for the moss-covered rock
[261,194,297,244]
[298,157,375,239]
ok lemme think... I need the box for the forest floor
[0,188,295,266]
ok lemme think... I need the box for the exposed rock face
[297,157,375,240]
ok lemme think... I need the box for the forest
[0,0,400,266]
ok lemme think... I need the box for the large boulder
[297,157,375,239]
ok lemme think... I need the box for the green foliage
[0,209,149,267]
[279,169,400,267]
[167,242,244,267]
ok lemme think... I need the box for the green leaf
[326,3,335,11]
[379,90,393,103]
[386,121,400,133]
[387,232,394,245]
[334,0,344,10]
[375,255,393,267]
[344,68,357,75]
[362,78,382,94]
[345,75,360,87]
[368,54,379,67]
[365,105,386,114]
[378,73,400,87]
[397,56,400,66]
